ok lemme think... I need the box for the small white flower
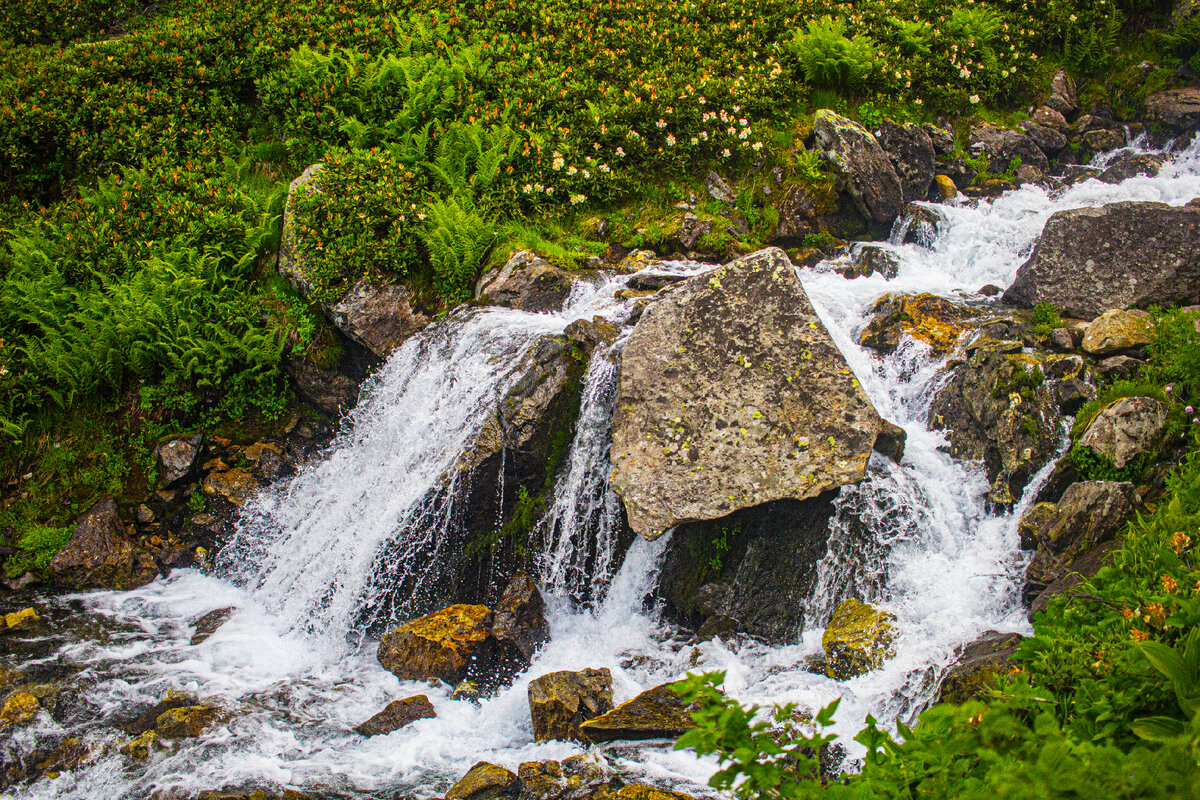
[666,134,676,146]
[522,184,533,194]
[969,94,981,104]
[615,147,626,157]
[569,193,586,205]
[656,119,667,128]
[721,147,731,158]
[567,166,578,176]
[752,141,763,151]
[599,163,610,173]
[552,153,565,171]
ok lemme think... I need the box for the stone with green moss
[821,598,896,680]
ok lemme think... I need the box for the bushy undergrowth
[674,308,1200,796]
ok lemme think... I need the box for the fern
[421,196,495,300]
[1064,14,1124,71]
[790,16,878,91]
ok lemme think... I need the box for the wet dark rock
[476,252,579,313]
[936,631,1024,704]
[46,498,157,591]
[157,435,202,487]
[1019,122,1068,157]
[1023,481,1138,610]
[610,248,882,539]
[873,420,907,464]
[517,755,620,800]
[658,496,837,643]
[329,279,429,357]
[930,347,1066,505]
[155,704,219,739]
[893,203,943,247]
[1098,354,1144,379]
[1003,201,1200,319]
[189,607,237,646]
[1144,87,1200,133]
[122,691,197,736]
[448,762,523,800]
[1098,153,1165,184]
[528,668,614,742]
[578,683,696,743]
[626,272,689,292]
[822,599,896,680]
[938,158,977,191]
[813,110,903,224]
[377,604,500,685]
[1055,378,1096,414]
[838,244,900,280]
[611,786,695,800]
[876,119,936,204]
[354,694,436,736]
[492,572,551,666]
[859,293,984,356]
[923,123,955,155]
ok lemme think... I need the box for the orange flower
[1162,574,1179,594]
[1131,629,1149,642]
[1146,602,1168,627]
[1171,531,1192,555]
[1121,607,1134,619]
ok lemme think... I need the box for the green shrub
[790,16,879,91]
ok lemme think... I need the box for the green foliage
[4,524,73,577]
[1031,301,1065,335]
[790,16,879,91]
[1063,13,1125,72]
[421,196,495,300]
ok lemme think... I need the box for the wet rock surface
[936,631,1024,704]
[354,694,436,736]
[813,110,903,225]
[610,248,882,539]
[376,604,500,685]
[46,498,157,591]
[578,683,697,743]
[528,668,614,742]
[1003,201,1200,318]
[477,252,581,313]
[447,761,523,800]
[822,599,896,680]
[859,293,985,355]
[876,119,935,204]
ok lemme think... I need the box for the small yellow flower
[1131,629,1149,642]
[1162,574,1179,594]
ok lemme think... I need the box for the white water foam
[9,141,1200,799]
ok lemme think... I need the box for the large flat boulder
[578,684,696,743]
[813,110,903,224]
[1144,87,1200,133]
[1003,201,1200,319]
[610,248,882,539]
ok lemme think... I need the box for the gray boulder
[1144,87,1200,133]
[876,119,935,204]
[969,122,1050,175]
[1047,69,1079,116]
[156,434,202,487]
[1019,122,1068,157]
[1003,201,1200,319]
[1078,397,1167,468]
[610,248,883,539]
[813,110,903,224]
[1098,153,1165,185]
[47,498,157,591]
[329,279,429,357]
[476,252,579,313]
[278,163,325,296]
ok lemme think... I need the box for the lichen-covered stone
[932,175,957,200]
[354,694,436,736]
[822,599,896,680]
[156,704,219,739]
[376,604,498,684]
[611,786,696,800]
[278,163,324,295]
[876,119,935,204]
[1081,310,1154,355]
[157,434,202,487]
[1,607,40,632]
[528,668,613,742]
[121,730,161,760]
[328,279,430,357]
[446,761,521,800]
[202,466,259,506]
[610,248,882,539]
[47,497,157,590]
[1003,201,1200,319]
[859,293,983,355]
[578,683,696,743]
[0,692,40,727]
[517,755,618,800]
[190,607,237,646]
[1078,397,1167,468]
[813,110,903,224]
[1144,86,1200,132]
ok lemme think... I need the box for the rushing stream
[7,137,1200,800]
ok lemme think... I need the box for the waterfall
[11,141,1200,800]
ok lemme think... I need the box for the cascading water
[7,138,1200,800]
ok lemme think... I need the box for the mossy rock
[376,604,498,685]
[156,704,219,739]
[579,683,697,743]
[0,691,40,727]
[445,761,521,800]
[822,599,896,680]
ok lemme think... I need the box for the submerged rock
[518,755,620,800]
[155,704,219,739]
[476,252,579,313]
[893,204,944,246]
[1081,309,1154,355]
[354,694,436,736]
[47,498,157,591]
[813,110,903,224]
[446,761,522,800]
[1077,397,1167,468]
[1003,201,1200,319]
[936,631,1024,704]
[376,604,499,685]
[612,786,696,800]
[579,683,696,743]
[822,599,896,680]
[859,293,984,355]
[528,668,614,742]
[610,248,882,539]
[838,244,900,280]
[190,606,236,645]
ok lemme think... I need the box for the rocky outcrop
[658,495,838,642]
[1077,397,1167,468]
[936,631,1024,704]
[893,204,943,247]
[612,786,695,800]
[354,694,436,736]
[1047,69,1079,116]
[610,248,883,539]
[278,164,325,295]
[1023,481,1138,611]
[518,756,622,800]
[1081,310,1154,355]
[492,572,551,667]
[1144,87,1200,133]
[1003,201,1200,319]
[859,293,984,355]
[1098,153,1165,185]
[930,343,1071,505]
[813,110,903,224]
[876,119,935,204]
[578,684,696,743]
[376,604,499,685]
[47,498,157,591]
[156,434,202,487]
[822,599,896,680]
[327,279,429,357]
[528,668,613,742]
[447,762,522,800]
[476,252,580,313]
[968,122,1050,175]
